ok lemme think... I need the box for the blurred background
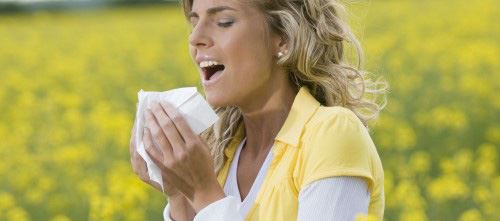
[0,0,498,220]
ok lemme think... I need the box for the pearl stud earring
[277,51,285,58]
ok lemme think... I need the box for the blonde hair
[182,0,388,173]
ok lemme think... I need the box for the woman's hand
[129,117,181,198]
[143,101,225,212]
[130,117,197,221]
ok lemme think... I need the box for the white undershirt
[223,137,272,217]
[163,138,371,221]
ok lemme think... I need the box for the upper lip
[196,55,222,67]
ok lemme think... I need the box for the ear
[272,33,288,56]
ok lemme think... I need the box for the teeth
[200,60,221,68]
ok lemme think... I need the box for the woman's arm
[164,195,243,221]
[180,176,369,221]
[164,195,197,221]
[297,176,370,221]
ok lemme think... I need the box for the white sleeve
[163,196,244,221]
[164,176,369,221]
[163,203,173,221]
[193,196,244,221]
[297,176,370,221]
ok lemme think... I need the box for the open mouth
[202,64,225,81]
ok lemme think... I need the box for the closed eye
[218,21,234,28]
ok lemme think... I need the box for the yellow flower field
[0,0,498,220]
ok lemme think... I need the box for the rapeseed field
[0,0,498,220]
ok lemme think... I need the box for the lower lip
[202,70,224,87]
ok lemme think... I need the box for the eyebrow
[188,6,237,19]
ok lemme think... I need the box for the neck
[239,83,298,158]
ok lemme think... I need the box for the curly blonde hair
[181,0,388,173]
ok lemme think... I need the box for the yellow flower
[6,207,30,221]
[459,209,483,221]
[409,151,430,173]
[428,174,469,201]
[1,1,498,220]
[50,215,71,221]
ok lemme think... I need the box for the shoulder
[304,106,368,142]
[302,105,374,156]
[308,106,362,128]
[295,106,385,209]
[297,106,377,187]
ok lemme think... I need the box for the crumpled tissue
[134,87,219,191]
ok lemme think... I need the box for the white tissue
[134,87,219,191]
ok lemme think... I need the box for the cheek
[222,31,273,81]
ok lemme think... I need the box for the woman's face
[188,0,282,108]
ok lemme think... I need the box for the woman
[130,0,387,220]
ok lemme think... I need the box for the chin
[203,88,231,108]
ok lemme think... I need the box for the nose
[188,22,213,49]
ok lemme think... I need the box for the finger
[144,127,166,164]
[133,152,147,173]
[144,127,178,185]
[160,101,196,142]
[144,108,175,163]
[148,103,185,156]
[151,181,162,193]
[131,129,151,183]
[146,144,193,195]
[144,128,181,179]
[132,151,150,181]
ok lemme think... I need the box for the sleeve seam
[301,168,374,192]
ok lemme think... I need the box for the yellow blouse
[216,86,385,220]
